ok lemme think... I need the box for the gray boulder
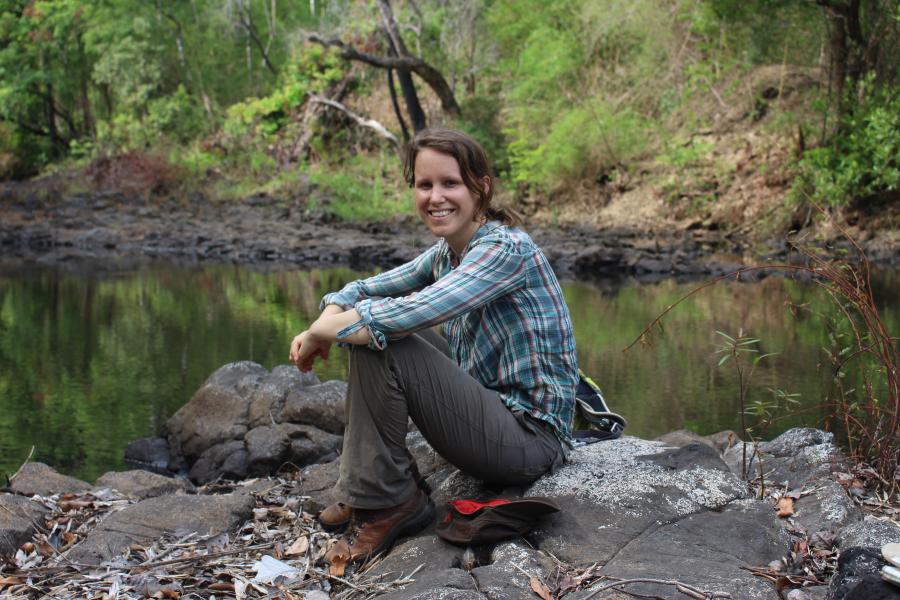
[364,533,475,600]
[66,493,254,564]
[278,379,348,434]
[407,430,450,480]
[245,423,341,475]
[189,440,248,483]
[723,427,844,488]
[704,429,740,452]
[124,437,174,475]
[792,480,860,534]
[525,438,747,565]
[471,541,556,600]
[94,470,194,499]
[247,366,319,428]
[762,428,834,456]
[827,547,897,600]
[296,458,341,513]
[9,462,90,497]
[0,495,48,556]
[166,361,267,462]
[655,428,715,449]
[591,499,788,600]
[164,361,348,483]
[837,515,900,550]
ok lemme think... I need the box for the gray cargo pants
[334,329,566,509]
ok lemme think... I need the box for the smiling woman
[412,148,485,255]
[288,128,576,567]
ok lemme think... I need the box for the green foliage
[508,103,648,190]
[658,138,714,168]
[224,45,344,141]
[309,153,409,221]
[791,83,900,206]
[456,94,508,175]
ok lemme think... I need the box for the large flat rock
[580,499,788,600]
[365,533,474,600]
[66,493,254,564]
[94,470,194,499]
[0,494,48,556]
[9,462,90,497]
[525,438,747,565]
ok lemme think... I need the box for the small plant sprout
[714,329,783,491]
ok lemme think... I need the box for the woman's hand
[289,330,331,372]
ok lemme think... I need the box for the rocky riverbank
[1,362,897,599]
[2,190,897,280]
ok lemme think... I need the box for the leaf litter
[0,476,427,599]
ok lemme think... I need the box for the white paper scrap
[251,554,301,584]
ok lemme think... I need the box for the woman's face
[413,148,489,255]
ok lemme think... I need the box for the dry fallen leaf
[208,582,233,591]
[61,531,78,549]
[329,554,348,577]
[36,539,56,557]
[285,536,309,556]
[776,497,794,518]
[59,499,93,512]
[0,576,24,590]
[234,578,248,600]
[528,575,553,600]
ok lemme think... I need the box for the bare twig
[308,94,400,150]
[583,576,731,599]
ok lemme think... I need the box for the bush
[791,82,900,206]
[309,153,408,222]
[84,150,184,197]
[507,102,648,191]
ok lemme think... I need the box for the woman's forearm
[309,308,370,345]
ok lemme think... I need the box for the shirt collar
[443,220,502,265]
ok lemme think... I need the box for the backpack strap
[572,370,627,445]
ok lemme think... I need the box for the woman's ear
[482,176,491,198]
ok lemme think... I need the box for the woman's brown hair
[403,128,522,226]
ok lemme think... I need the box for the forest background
[1,0,899,234]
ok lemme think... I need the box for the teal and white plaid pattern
[321,222,579,441]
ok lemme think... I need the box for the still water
[0,260,896,481]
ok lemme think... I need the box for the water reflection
[0,261,895,481]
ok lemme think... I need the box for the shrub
[84,150,184,197]
[791,82,900,206]
[309,153,408,222]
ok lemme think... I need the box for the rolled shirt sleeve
[319,243,440,311]
[355,234,527,347]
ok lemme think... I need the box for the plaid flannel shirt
[320,222,579,443]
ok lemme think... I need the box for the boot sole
[319,518,350,533]
[369,497,436,558]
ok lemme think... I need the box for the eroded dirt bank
[1,189,897,279]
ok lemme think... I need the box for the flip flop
[881,564,900,587]
[882,542,900,568]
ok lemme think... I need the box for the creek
[0,259,896,481]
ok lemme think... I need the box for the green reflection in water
[0,262,896,482]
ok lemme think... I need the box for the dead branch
[309,94,401,150]
[307,33,460,116]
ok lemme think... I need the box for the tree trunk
[387,68,410,142]
[378,0,427,132]
[76,34,95,138]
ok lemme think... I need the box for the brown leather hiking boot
[326,489,435,566]
[318,501,353,532]
[319,460,432,533]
